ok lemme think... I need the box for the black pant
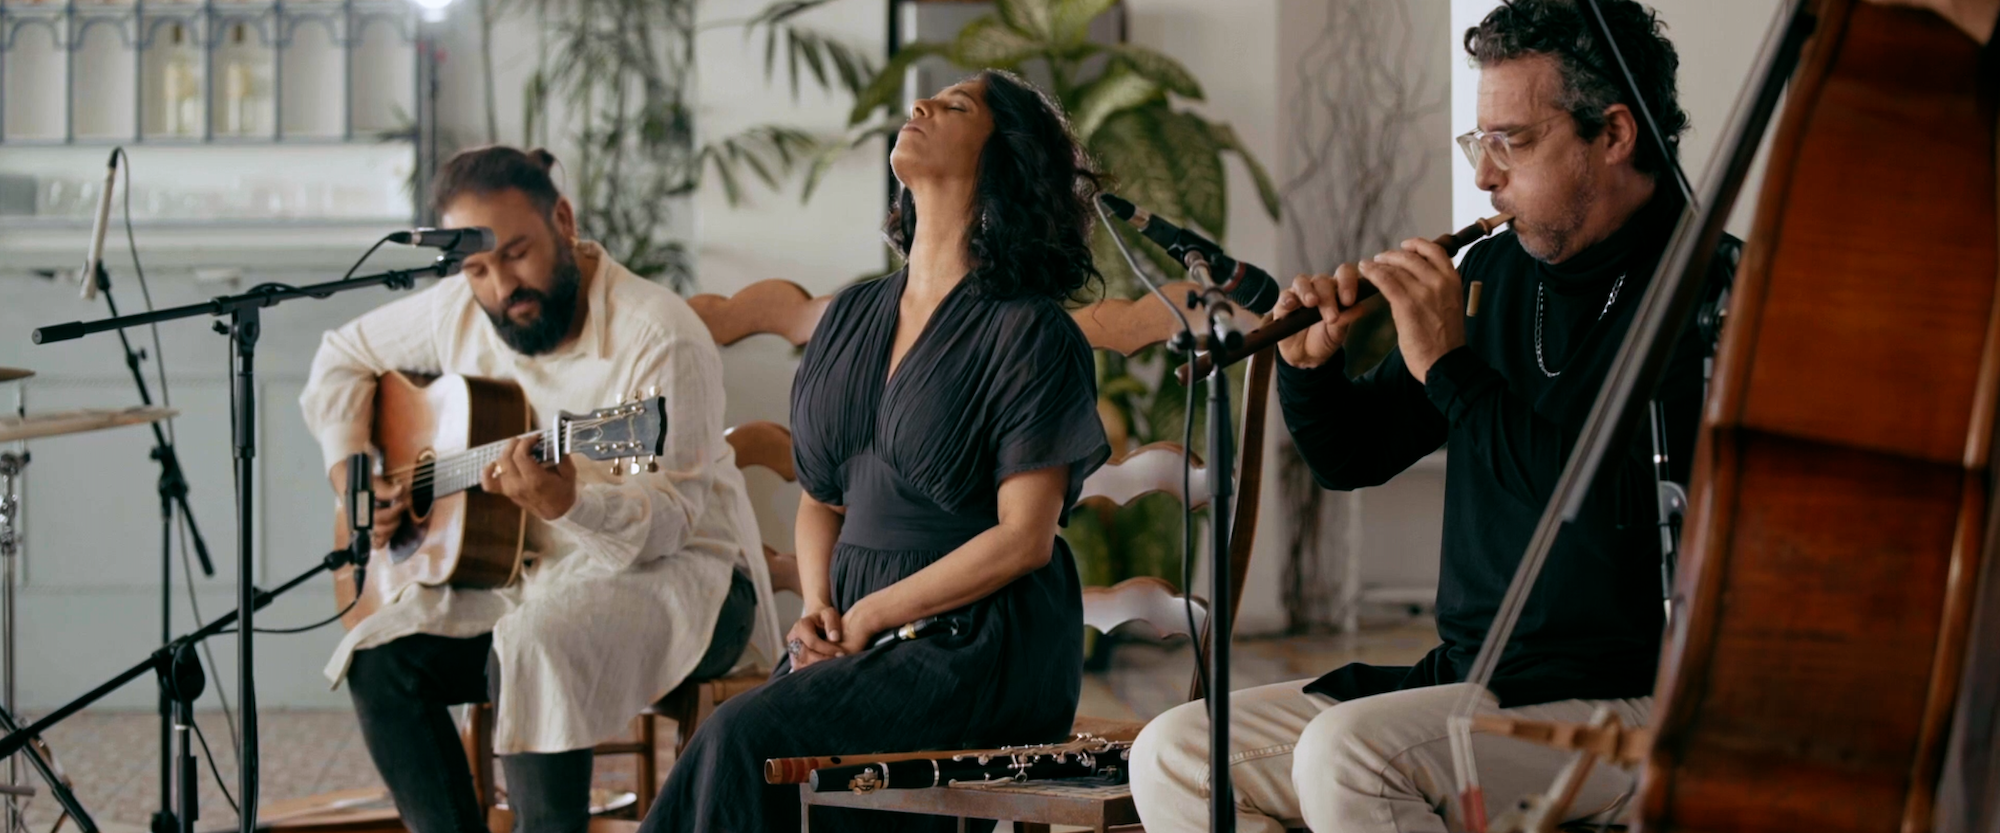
[348,569,759,833]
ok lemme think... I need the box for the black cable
[1091,202,1212,702]
[1180,343,1207,702]
[122,147,246,771]
[189,718,238,815]
[214,597,359,635]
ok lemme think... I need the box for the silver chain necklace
[1534,272,1625,378]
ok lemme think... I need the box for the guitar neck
[426,431,556,497]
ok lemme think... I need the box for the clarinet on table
[807,741,1132,794]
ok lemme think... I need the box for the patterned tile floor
[5,620,1436,833]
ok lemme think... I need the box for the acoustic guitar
[332,371,667,629]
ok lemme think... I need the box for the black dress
[638,269,1111,833]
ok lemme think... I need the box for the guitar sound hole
[388,462,437,565]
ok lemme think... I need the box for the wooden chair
[460,281,830,817]
[798,284,1280,832]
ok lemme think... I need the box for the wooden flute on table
[1176,213,1511,383]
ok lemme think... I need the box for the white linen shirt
[299,241,781,754]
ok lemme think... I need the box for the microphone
[1098,193,1280,314]
[79,150,118,302]
[346,451,374,595]
[388,227,495,256]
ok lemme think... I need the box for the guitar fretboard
[422,430,556,496]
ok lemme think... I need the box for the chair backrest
[692,280,827,599]
[1077,441,1209,510]
[688,279,831,347]
[724,420,796,482]
[1069,282,1278,702]
[721,421,801,596]
[1081,577,1209,642]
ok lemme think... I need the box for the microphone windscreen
[1229,269,1281,316]
[467,227,497,253]
[1097,193,1136,221]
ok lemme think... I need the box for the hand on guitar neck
[329,459,407,551]
[329,434,581,547]
[476,435,579,521]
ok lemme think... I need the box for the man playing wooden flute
[1129,2,1737,830]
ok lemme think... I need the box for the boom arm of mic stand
[31,258,458,346]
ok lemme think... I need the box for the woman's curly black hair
[884,69,1105,303]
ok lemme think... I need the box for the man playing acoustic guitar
[300,146,780,833]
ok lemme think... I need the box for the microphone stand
[1094,200,1246,833]
[81,261,221,833]
[32,258,459,833]
[1182,252,1245,833]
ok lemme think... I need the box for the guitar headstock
[557,387,667,475]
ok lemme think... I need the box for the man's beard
[1504,158,1597,264]
[484,244,583,356]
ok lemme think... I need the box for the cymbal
[0,369,32,383]
[0,407,176,444]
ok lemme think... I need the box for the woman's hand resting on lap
[786,606,847,669]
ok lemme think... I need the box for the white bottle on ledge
[163,24,199,137]
[223,24,253,135]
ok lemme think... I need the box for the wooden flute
[1175,213,1512,384]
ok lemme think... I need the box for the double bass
[1647,2,1999,831]
[1453,2,2000,832]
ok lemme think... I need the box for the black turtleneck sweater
[1282,189,1736,707]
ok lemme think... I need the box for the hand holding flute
[1179,214,1509,383]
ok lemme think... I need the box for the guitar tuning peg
[609,459,624,476]
[644,385,660,399]
[644,455,658,474]
[625,459,645,477]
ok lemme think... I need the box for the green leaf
[1206,120,1281,221]
[745,9,879,100]
[747,0,839,28]
[702,145,746,206]
[995,0,1056,43]
[803,120,898,202]
[1070,66,1160,142]
[1154,108,1227,238]
[1107,44,1203,100]
[950,15,1041,69]
[1050,0,1116,46]
[1091,108,1190,278]
[1091,108,1183,226]
[1061,508,1116,589]
[848,42,947,126]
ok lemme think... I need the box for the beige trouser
[1129,680,1651,833]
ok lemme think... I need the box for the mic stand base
[0,546,364,829]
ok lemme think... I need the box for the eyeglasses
[1456,114,1566,172]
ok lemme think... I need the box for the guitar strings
[380,419,601,492]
